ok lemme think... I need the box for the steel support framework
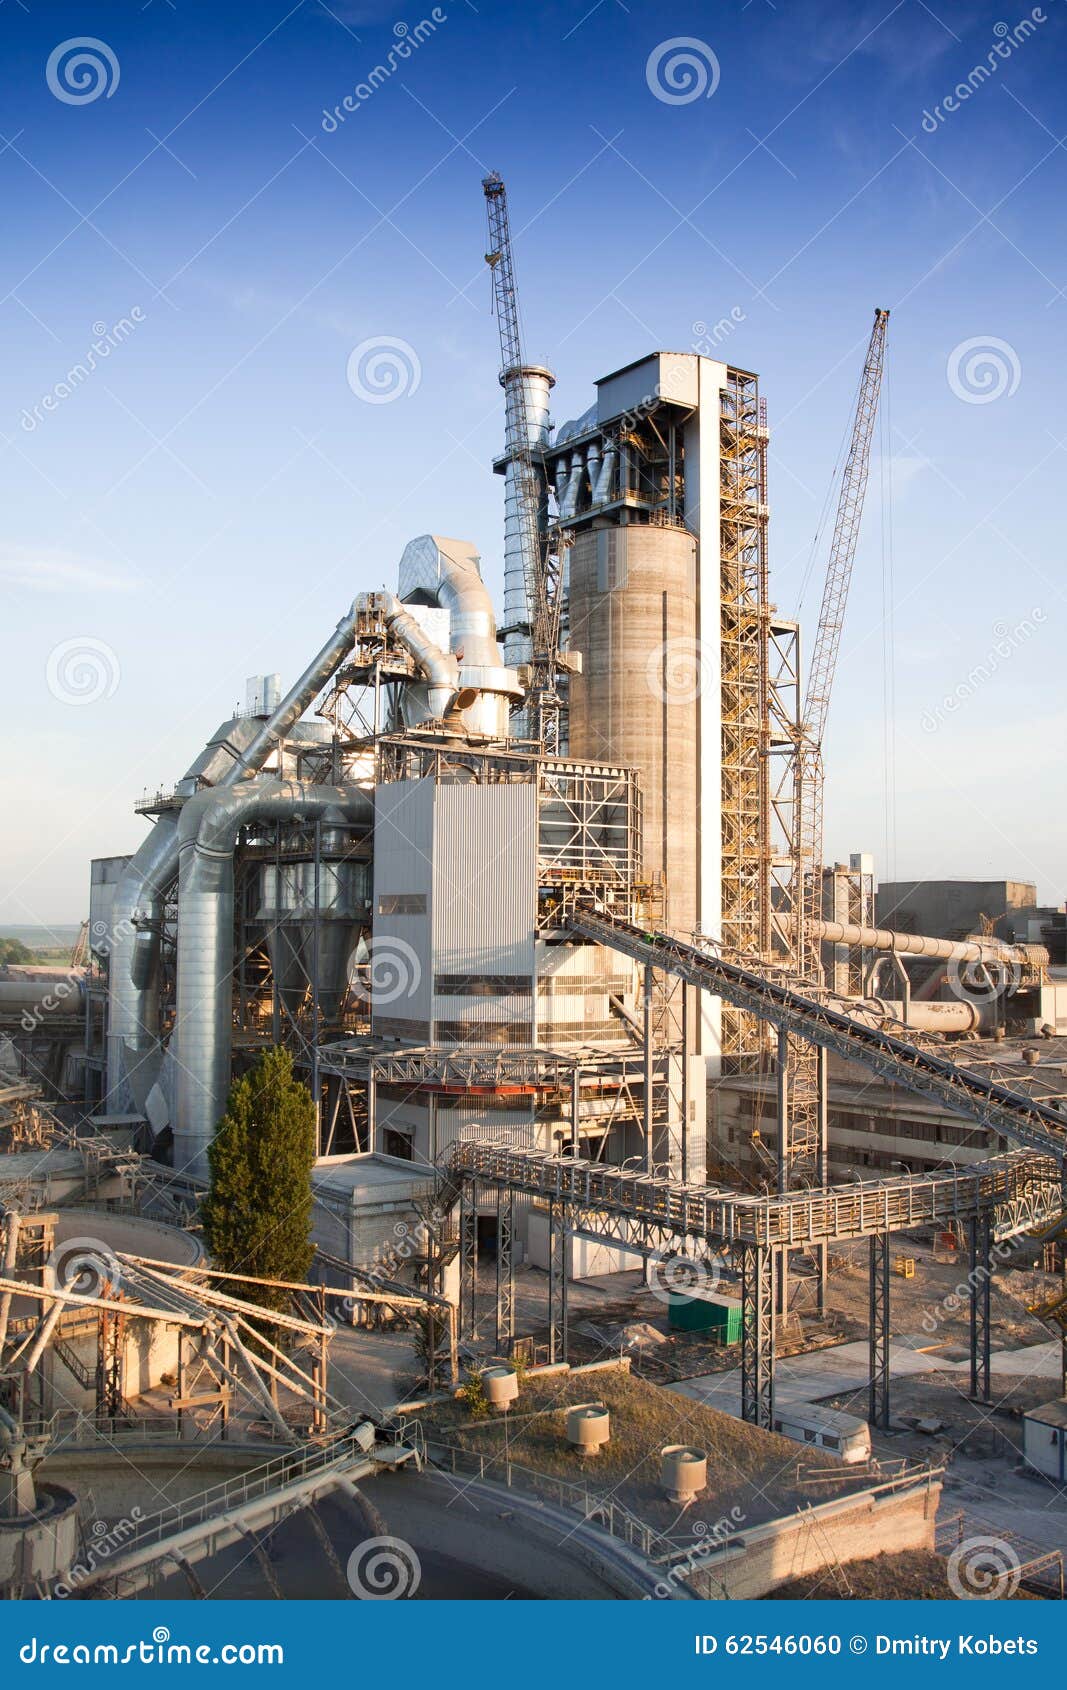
[868,1232,890,1430]
[969,1212,993,1403]
[548,1199,568,1363]
[566,908,1067,1162]
[741,1243,775,1427]
[495,1187,515,1353]
[719,368,770,1067]
[459,1180,478,1343]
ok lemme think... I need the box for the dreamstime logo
[647,1249,721,1305]
[947,1535,1021,1599]
[53,1510,144,1597]
[645,37,720,105]
[48,1236,122,1298]
[644,1507,746,1598]
[351,936,422,1007]
[46,38,120,105]
[346,1535,422,1599]
[646,637,714,704]
[321,11,447,131]
[947,337,1020,404]
[20,309,145,432]
[46,636,121,706]
[692,310,746,355]
[920,10,1046,132]
[920,609,1044,734]
[945,952,1021,1005]
[346,336,421,404]
[919,1235,1015,1336]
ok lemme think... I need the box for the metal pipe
[809,918,1046,969]
[592,444,617,505]
[107,599,367,1109]
[365,591,457,720]
[172,781,373,1179]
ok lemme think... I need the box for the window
[378,893,426,915]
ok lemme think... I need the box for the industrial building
[3,174,1067,1601]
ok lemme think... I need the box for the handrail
[568,908,1067,1162]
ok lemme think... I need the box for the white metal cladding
[371,779,435,1030]
[596,351,699,424]
[435,1100,538,1155]
[536,939,637,1042]
[431,783,537,1036]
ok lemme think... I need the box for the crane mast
[797,307,889,981]
[482,172,567,750]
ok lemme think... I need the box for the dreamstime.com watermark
[919,1234,1016,1336]
[46,37,120,105]
[45,636,121,706]
[19,915,132,1031]
[645,37,720,105]
[947,1535,1023,1599]
[19,1628,284,1666]
[644,1508,747,1598]
[647,1248,723,1306]
[51,1512,144,1598]
[20,309,146,433]
[346,336,421,404]
[947,336,1020,404]
[920,11,1047,132]
[346,1535,422,1598]
[321,13,447,131]
[920,609,1045,734]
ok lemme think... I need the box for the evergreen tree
[200,1046,316,1314]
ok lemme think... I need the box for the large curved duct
[107,599,367,1111]
[172,781,373,1178]
[359,592,457,721]
[398,534,521,736]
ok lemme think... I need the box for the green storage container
[667,1291,742,1343]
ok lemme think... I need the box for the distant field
[0,925,82,966]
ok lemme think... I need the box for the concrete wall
[687,1472,942,1599]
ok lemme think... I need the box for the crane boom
[482,172,566,748]
[798,307,889,977]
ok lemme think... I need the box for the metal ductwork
[358,591,458,722]
[867,997,986,1035]
[560,451,584,521]
[809,918,1047,970]
[107,598,367,1111]
[172,781,373,1178]
[592,443,617,505]
[398,534,522,738]
[500,365,554,669]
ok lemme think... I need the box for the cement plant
[3,175,1066,1604]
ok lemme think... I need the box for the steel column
[459,1179,478,1342]
[495,1187,515,1352]
[869,1231,890,1429]
[741,1243,775,1427]
[548,1199,568,1364]
[643,962,654,1174]
[816,1045,829,1315]
[969,1212,993,1403]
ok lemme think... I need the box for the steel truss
[495,1188,515,1352]
[719,369,770,1067]
[869,1232,890,1429]
[548,1200,568,1363]
[969,1212,993,1403]
[741,1243,776,1427]
[567,909,1067,1162]
[459,1180,479,1343]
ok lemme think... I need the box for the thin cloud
[0,551,139,594]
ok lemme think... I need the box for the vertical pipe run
[643,964,654,1176]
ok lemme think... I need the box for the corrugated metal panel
[371,780,434,1029]
[433,782,536,979]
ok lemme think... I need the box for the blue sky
[1,0,1065,923]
